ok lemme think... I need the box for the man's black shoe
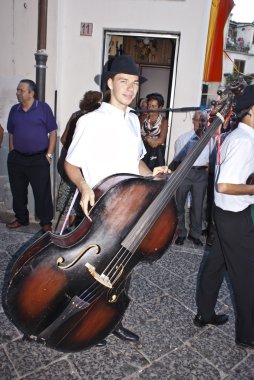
[6,219,29,229]
[235,339,254,349]
[96,339,107,347]
[187,234,203,246]
[175,236,186,245]
[194,313,228,327]
[113,323,139,342]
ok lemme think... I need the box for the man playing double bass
[64,55,168,344]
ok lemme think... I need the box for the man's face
[16,82,34,104]
[107,73,139,110]
[193,111,208,133]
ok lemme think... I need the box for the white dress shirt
[66,102,146,188]
[215,123,254,212]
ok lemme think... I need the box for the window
[233,59,245,74]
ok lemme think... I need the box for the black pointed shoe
[194,313,228,327]
[235,339,254,349]
[187,234,203,246]
[175,236,186,245]
[113,323,139,342]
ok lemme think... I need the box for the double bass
[4,82,243,352]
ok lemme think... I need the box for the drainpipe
[34,0,48,101]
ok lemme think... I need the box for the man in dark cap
[194,84,254,349]
[65,55,168,345]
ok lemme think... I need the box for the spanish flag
[203,0,235,82]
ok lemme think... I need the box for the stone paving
[0,220,254,379]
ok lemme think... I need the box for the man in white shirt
[172,110,209,246]
[65,55,167,345]
[194,85,254,349]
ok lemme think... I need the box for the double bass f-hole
[57,243,100,269]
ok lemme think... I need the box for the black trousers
[196,205,254,341]
[7,150,53,226]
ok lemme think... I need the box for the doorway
[103,31,179,161]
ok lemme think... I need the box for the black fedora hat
[102,55,147,84]
[234,84,254,113]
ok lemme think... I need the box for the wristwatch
[47,153,53,160]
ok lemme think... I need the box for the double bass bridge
[85,263,113,289]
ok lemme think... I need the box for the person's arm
[217,183,254,195]
[46,130,57,163]
[64,160,95,219]
[138,160,153,176]
[9,133,14,151]
[60,114,74,145]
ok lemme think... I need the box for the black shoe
[96,339,107,347]
[175,236,186,245]
[41,224,52,233]
[235,339,254,349]
[6,219,29,229]
[194,313,228,327]
[113,323,139,342]
[187,234,203,246]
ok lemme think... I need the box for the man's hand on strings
[153,166,171,176]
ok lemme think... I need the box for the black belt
[191,166,207,170]
[14,150,46,157]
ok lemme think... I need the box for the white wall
[0,0,58,127]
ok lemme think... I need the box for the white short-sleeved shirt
[66,102,146,188]
[174,130,209,166]
[215,123,254,212]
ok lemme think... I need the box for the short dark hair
[146,92,164,108]
[20,79,37,98]
[79,90,102,112]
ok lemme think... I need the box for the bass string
[52,287,106,349]
[65,246,134,312]
[50,248,139,347]
[78,245,134,303]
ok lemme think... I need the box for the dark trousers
[175,168,208,238]
[196,205,254,341]
[7,150,53,226]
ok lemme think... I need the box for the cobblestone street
[0,221,254,379]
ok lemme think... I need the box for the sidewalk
[0,220,254,379]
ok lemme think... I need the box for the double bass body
[4,174,177,352]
